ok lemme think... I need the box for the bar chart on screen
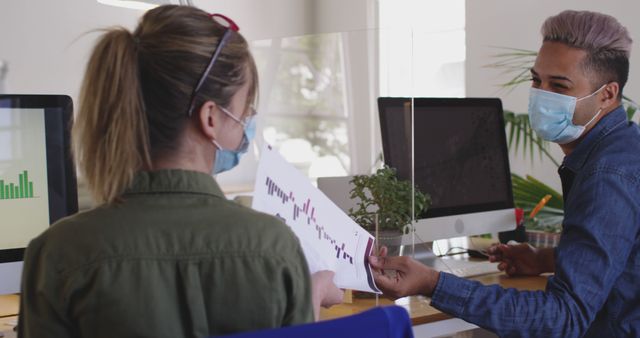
[0,108,50,252]
[0,170,36,200]
[253,144,380,293]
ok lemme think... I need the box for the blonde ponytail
[73,27,151,204]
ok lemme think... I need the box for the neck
[152,156,210,174]
[559,142,577,156]
[149,134,214,174]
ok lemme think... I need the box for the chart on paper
[253,144,380,293]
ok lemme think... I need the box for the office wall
[0,0,374,206]
[0,0,139,101]
[0,0,327,104]
[466,0,640,192]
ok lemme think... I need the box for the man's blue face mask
[212,106,257,175]
[528,84,606,144]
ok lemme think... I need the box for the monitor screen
[0,95,77,266]
[378,97,514,219]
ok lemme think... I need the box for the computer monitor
[0,95,78,294]
[378,97,516,245]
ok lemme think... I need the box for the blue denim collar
[562,105,628,172]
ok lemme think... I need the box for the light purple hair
[542,10,632,96]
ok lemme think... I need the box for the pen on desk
[529,194,552,219]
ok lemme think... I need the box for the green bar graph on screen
[0,170,36,200]
[19,173,24,198]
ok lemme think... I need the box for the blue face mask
[212,107,257,175]
[528,85,605,144]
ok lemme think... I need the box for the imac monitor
[378,97,516,244]
[0,95,78,294]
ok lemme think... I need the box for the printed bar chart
[253,144,381,293]
[0,170,35,200]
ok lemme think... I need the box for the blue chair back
[216,305,413,338]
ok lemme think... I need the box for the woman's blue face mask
[212,106,256,175]
[528,84,606,144]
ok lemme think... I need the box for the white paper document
[252,144,380,293]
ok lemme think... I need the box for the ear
[197,101,218,141]
[601,82,620,109]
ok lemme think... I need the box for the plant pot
[373,229,404,257]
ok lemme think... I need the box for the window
[216,1,466,193]
[255,34,351,178]
[378,0,465,97]
[217,32,357,192]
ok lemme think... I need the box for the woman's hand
[310,270,344,321]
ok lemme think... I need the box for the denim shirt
[430,106,640,338]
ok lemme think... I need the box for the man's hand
[487,243,554,276]
[368,247,440,299]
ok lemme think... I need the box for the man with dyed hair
[370,10,640,337]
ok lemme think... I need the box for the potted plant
[348,166,430,254]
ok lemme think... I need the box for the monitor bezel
[0,95,78,263]
[378,97,515,219]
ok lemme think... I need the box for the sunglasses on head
[186,13,240,116]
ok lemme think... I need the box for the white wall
[0,0,330,104]
[0,0,141,101]
[466,0,640,192]
[0,0,375,204]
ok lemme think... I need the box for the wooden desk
[321,272,548,336]
[0,274,547,337]
[0,295,18,318]
[0,294,19,338]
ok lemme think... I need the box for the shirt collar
[123,169,225,199]
[562,105,628,172]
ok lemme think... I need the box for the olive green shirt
[18,170,314,338]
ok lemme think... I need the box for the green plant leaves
[348,166,431,233]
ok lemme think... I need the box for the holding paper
[252,144,381,293]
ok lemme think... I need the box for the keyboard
[439,259,500,278]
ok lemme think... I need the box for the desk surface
[0,274,548,333]
[0,295,18,318]
[0,294,19,338]
[320,272,548,325]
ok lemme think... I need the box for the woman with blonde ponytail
[18,6,342,338]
